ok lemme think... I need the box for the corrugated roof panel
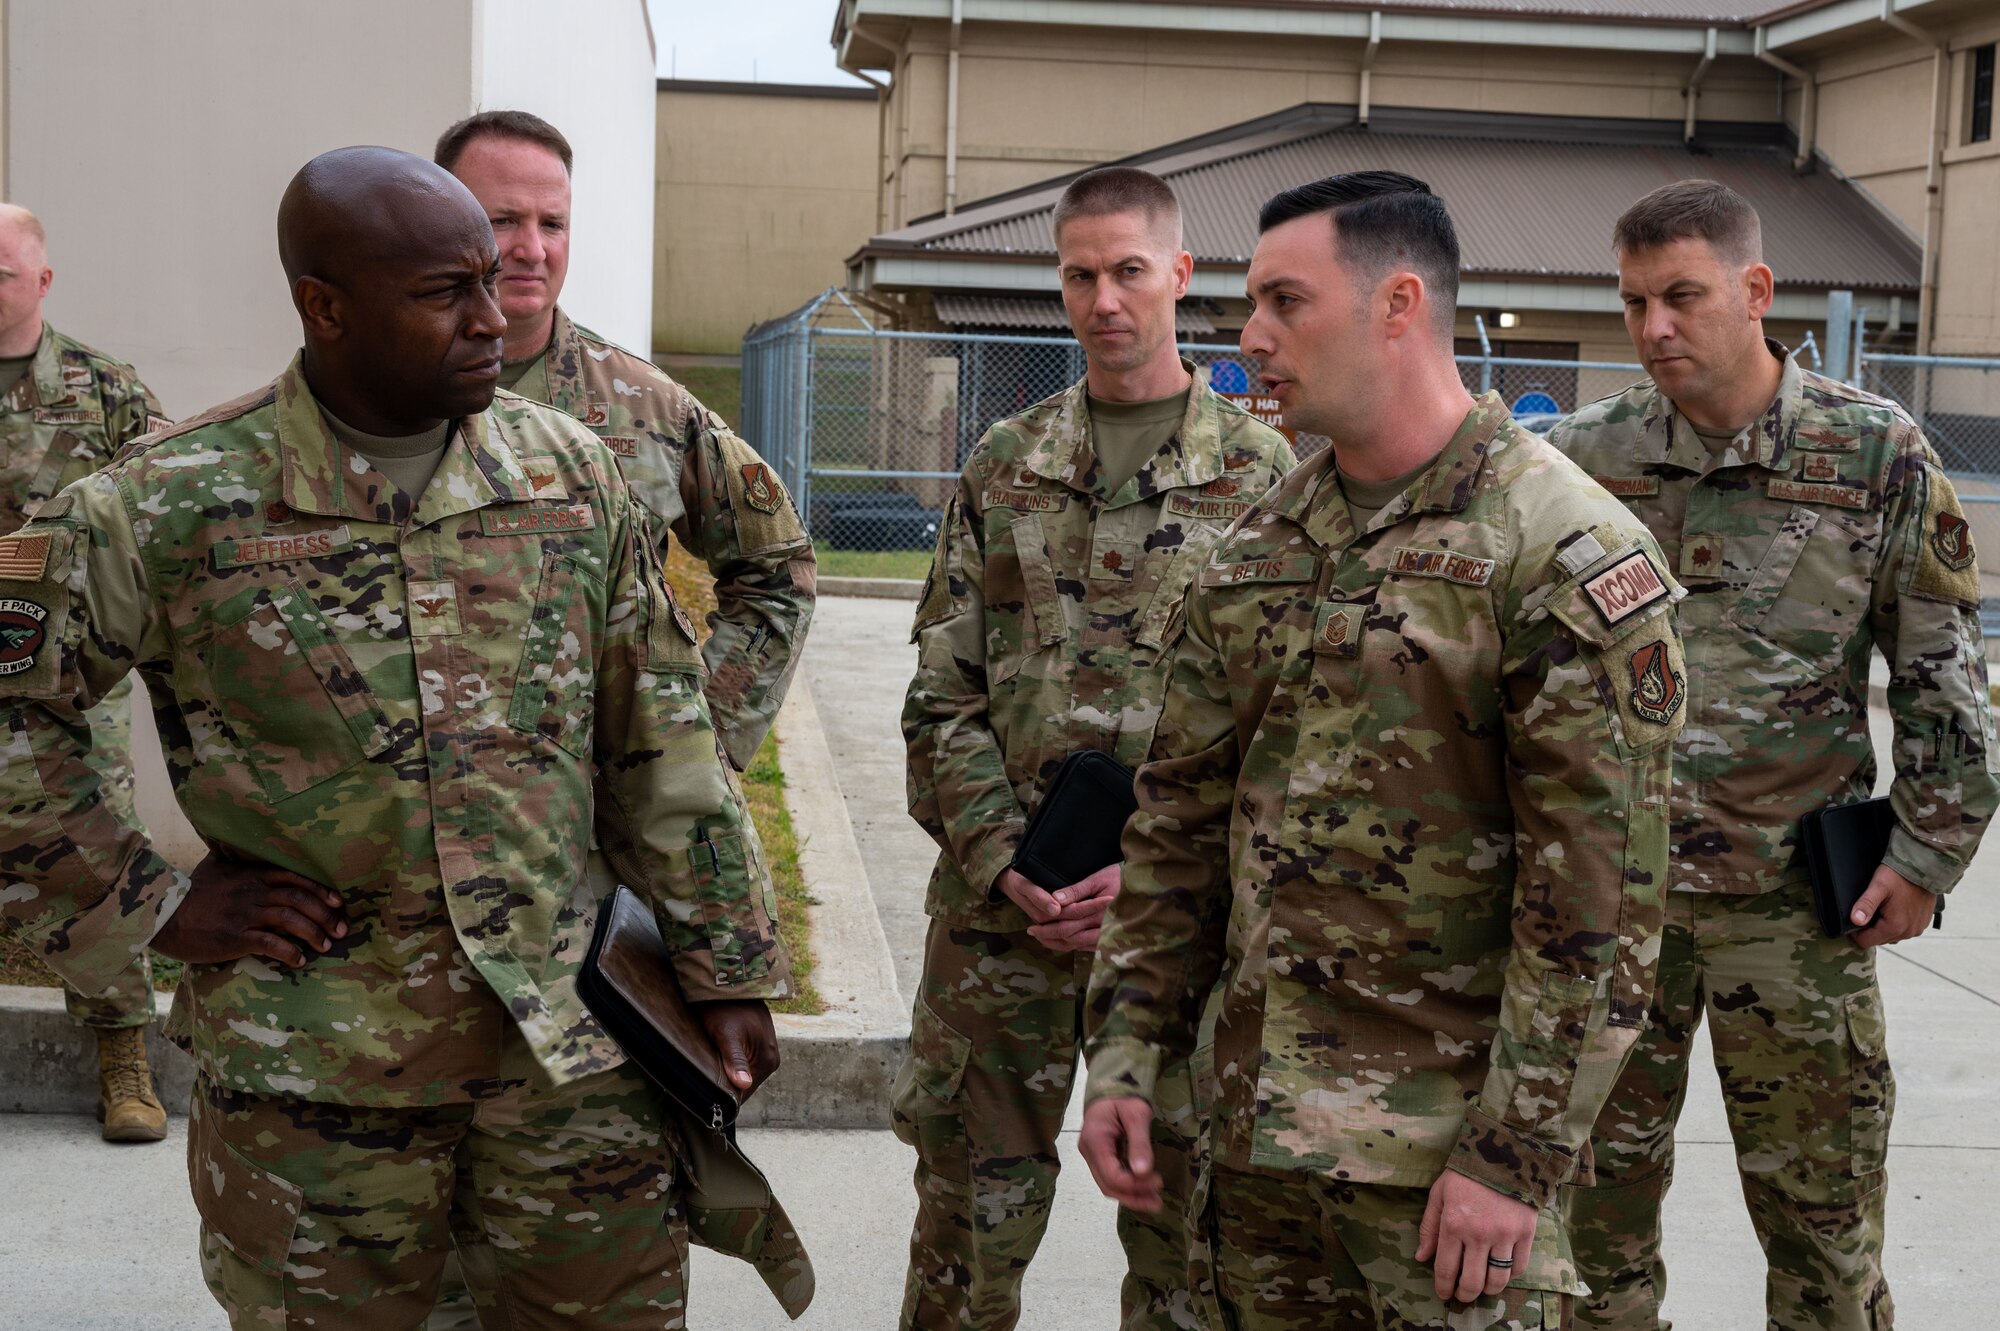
[922,121,1918,291]
[1251,0,1813,21]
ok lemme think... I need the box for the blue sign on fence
[1207,359,1251,394]
[1512,390,1561,415]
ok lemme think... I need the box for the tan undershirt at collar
[1338,455,1437,532]
[497,354,546,395]
[319,407,455,504]
[1086,387,1189,495]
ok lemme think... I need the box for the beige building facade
[655,79,881,355]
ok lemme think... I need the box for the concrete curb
[745,675,909,1128]
[0,680,908,1128]
[820,575,922,601]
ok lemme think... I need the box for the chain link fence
[743,291,2000,630]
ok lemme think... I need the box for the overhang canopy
[931,293,1216,336]
[855,105,1918,300]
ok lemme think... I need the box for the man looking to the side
[1552,178,1996,1330]
[1079,171,1681,1329]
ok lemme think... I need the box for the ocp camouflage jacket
[1085,395,1680,1235]
[905,370,1294,931]
[0,356,789,1107]
[1552,344,1997,895]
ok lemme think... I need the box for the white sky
[647,0,869,87]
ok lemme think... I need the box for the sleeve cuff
[30,850,189,997]
[1445,1106,1580,1211]
[1083,1036,1162,1107]
[968,822,1027,903]
[1883,825,1966,896]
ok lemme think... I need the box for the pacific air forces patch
[740,463,782,515]
[1628,639,1683,725]
[1908,469,1982,607]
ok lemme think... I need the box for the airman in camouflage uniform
[0,201,174,1141]
[1081,173,1679,1331]
[900,168,1294,1330]
[437,110,813,771]
[0,149,805,1329]
[1550,180,1997,1331]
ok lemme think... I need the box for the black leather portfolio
[579,883,740,1131]
[1800,796,1899,938]
[1011,749,1138,892]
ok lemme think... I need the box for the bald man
[0,149,806,1328]
[0,202,174,1142]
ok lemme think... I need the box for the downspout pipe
[852,68,891,235]
[1359,11,1382,128]
[1684,26,1717,142]
[945,0,962,216]
[1753,26,1817,173]
[1879,0,1947,353]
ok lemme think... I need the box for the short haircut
[1257,171,1459,330]
[1613,179,1762,267]
[434,109,573,176]
[0,203,48,260]
[1052,167,1182,249]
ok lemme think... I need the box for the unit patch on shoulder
[1592,475,1660,498]
[1628,638,1683,725]
[1582,549,1669,627]
[1390,546,1495,588]
[0,598,48,675]
[739,463,783,515]
[1768,478,1869,511]
[1931,511,1974,572]
[0,532,53,582]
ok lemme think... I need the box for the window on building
[1974,44,1995,145]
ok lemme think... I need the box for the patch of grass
[813,544,932,582]
[668,365,743,430]
[742,733,822,1016]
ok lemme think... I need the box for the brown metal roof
[880,105,1918,292]
[1102,0,1822,25]
[932,294,1216,335]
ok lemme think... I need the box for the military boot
[96,1026,167,1142]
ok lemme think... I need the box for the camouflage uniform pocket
[689,828,776,988]
[1725,505,1872,678]
[889,994,973,1150]
[207,583,393,802]
[188,1090,303,1278]
[1843,988,1894,1177]
[509,551,603,757]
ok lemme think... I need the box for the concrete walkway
[2,595,1994,1327]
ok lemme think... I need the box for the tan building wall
[1791,7,2000,354]
[655,80,880,355]
[877,22,1785,228]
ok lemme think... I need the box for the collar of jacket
[273,352,542,525]
[1636,337,1801,474]
[25,323,68,410]
[1018,360,1229,505]
[1275,389,1513,554]
[541,306,589,419]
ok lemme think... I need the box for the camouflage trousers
[893,920,1202,1331]
[188,1043,690,1330]
[1204,1165,1572,1330]
[63,681,152,1029]
[1566,885,1893,1330]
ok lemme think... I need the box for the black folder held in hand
[1011,750,1139,892]
[1800,796,1901,938]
